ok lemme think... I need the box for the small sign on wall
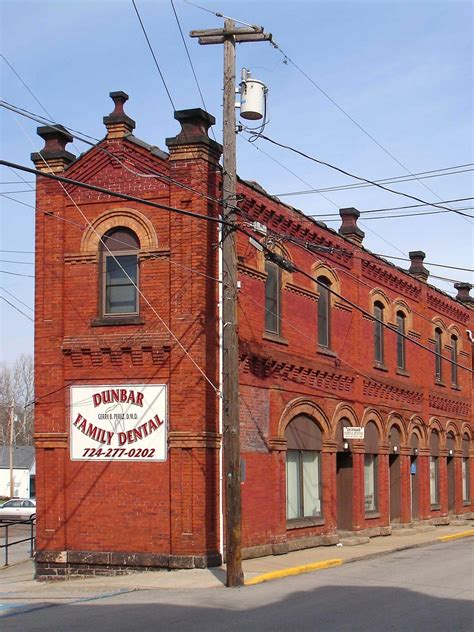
[343,427,365,440]
[70,385,167,461]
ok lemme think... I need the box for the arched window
[434,328,443,382]
[317,276,331,349]
[100,228,139,316]
[373,302,384,365]
[285,415,322,520]
[264,260,281,335]
[450,335,458,387]
[364,421,379,513]
[430,430,440,506]
[462,434,470,503]
[396,311,406,370]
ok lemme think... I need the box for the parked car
[0,498,36,522]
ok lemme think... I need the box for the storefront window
[430,429,440,506]
[364,421,379,514]
[285,415,322,520]
[462,459,469,502]
[430,456,439,505]
[364,454,377,512]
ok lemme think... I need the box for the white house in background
[0,446,35,498]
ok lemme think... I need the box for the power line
[131,0,177,111]
[319,208,474,222]
[274,165,474,197]
[311,196,474,218]
[170,0,217,143]
[1,159,231,226]
[0,269,34,278]
[0,259,34,265]
[0,286,34,311]
[0,249,34,254]
[0,295,34,321]
[0,100,234,213]
[267,41,465,209]
[251,132,473,220]
[368,253,474,273]
[252,235,472,373]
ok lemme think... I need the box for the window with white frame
[285,415,322,520]
[100,228,139,316]
[364,421,379,513]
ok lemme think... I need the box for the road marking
[244,558,343,586]
[438,530,474,542]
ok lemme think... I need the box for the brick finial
[338,207,365,245]
[103,91,136,139]
[454,282,473,304]
[165,108,222,163]
[31,125,75,173]
[408,251,429,281]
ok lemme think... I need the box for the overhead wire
[249,132,473,220]
[0,285,34,311]
[274,165,474,197]
[5,116,221,398]
[0,295,34,321]
[267,40,468,210]
[170,0,217,143]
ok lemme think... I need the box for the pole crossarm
[190,26,264,37]
[190,27,272,46]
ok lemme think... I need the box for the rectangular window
[265,261,280,334]
[374,305,384,365]
[364,454,378,513]
[396,313,406,370]
[451,337,458,386]
[286,450,300,520]
[317,280,330,348]
[286,449,321,519]
[435,330,442,381]
[430,456,439,505]
[462,458,470,502]
[105,254,138,314]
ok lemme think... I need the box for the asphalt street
[1,539,473,631]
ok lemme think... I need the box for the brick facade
[33,93,473,577]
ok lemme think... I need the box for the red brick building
[32,93,473,577]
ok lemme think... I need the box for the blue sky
[1,0,472,365]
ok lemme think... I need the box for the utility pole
[190,20,271,587]
[8,399,15,498]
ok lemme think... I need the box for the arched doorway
[389,426,402,523]
[410,433,420,520]
[336,418,353,531]
[446,432,456,513]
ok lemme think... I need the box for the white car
[0,498,36,522]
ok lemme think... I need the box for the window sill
[434,380,446,388]
[430,504,441,511]
[395,368,410,377]
[462,500,471,506]
[287,516,324,530]
[317,346,337,358]
[373,363,388,372]
[364,511,380,520]
[263,331,288,346]
[451,385,461,391]
[91,316,144,327]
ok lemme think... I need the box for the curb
[438,529,474,542]
[244,558,342,586]
[243,529,474,587]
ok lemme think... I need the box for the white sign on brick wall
[70,385,167,461]
[343,426,365,440]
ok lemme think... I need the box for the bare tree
[0,354,34,446]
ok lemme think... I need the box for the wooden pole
[190,18,271,589]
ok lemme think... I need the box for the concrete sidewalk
[0,523,473,604]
